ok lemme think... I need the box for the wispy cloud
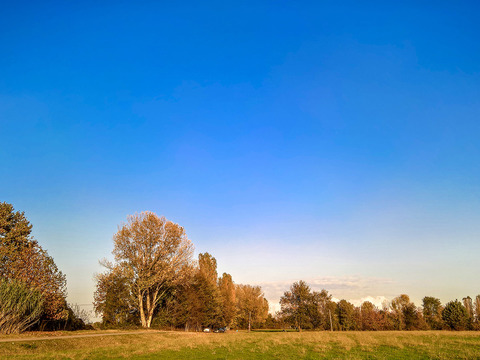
[348,296,390,309]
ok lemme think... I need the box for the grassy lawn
[1,330,480,359]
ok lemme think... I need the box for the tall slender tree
[193,253,222,329]
[463,296,474,329]
[218,273,236,328]
[390,294,411,330]
[474,295,480,326]
[422,296,444,330]
[337,299,356,330]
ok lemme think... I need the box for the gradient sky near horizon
[1,1,480,313]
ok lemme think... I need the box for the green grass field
[2,330,480,359]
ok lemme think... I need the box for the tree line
[276,281,480,331]
[1,203,478,333]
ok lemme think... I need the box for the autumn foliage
[94,212,270,330]
[3,203,478,334]
[277,281,480,331]
[0,202,68,330]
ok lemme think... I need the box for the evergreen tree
[337,300,356,330]
[442,300,468,330]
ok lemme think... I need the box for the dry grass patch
[1,330,480,359]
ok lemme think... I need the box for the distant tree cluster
[275,281,480,331]
[0,202,86,333]
[94,212,269,330]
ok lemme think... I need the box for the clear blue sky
[1,1,480,311]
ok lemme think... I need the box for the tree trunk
[145,288,160,328]
[146,307,154,328]
[145,289,151,328]
[329,309,333,331]
[139,292,147,327]
[296,316,301,332]
[248,311,251,332]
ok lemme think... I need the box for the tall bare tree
[102,212,193,328]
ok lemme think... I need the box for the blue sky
[1,1,480,312]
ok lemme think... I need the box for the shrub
[0,279,44,334]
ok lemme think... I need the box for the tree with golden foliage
[389,294,411,330]
[218,273,236,328]
[148,255,235,331]
[236,284,269,331]
[97,212,193,328]
[196,253,222,328]
[198,253,218,285]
